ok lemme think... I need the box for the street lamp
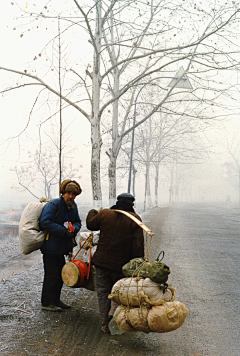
[127,67,192,194]
[127,88,141,194]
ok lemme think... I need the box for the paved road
[0,203,239,356]
[146,203,240,356]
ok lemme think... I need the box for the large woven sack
[109,277,175,307]
[148,301,189,333]
[111,301,188,334]
[114,304,150,334]
[122,257,170,283]
[18,199,48,255]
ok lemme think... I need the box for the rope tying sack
[71,232,94,280]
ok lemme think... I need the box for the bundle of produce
[109,277,175,307]
[109,301,189,334]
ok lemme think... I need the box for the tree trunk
[91,119,102,207]
[108,69,120,202]
[108,154,117,207]
[146,169,153,209]
[144,162,153,210]
[154,163,159,207]
[90,0,103,207]
[169,164,174,204]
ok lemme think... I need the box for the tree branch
[0,66,90,121]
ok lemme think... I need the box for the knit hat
[60,179,82,196]
[117,193,135,202]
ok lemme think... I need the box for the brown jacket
[86,209,144,272]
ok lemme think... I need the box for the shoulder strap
[113,209,155,237]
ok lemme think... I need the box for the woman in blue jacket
[39,179,82,312]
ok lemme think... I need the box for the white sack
[79,231,99,248]
[109,277,175,307]
[19,200,48,255]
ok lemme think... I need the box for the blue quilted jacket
[39,196,81,255]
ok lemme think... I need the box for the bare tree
[12,148,59,200]
[11,123,82,200]
[1,0,240,207]
[131,102,210,208]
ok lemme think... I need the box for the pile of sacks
[108,257,189,334]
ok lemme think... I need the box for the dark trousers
[95,267,124,326]
[41,254,65,306]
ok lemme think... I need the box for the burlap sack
[112,301,188,334]
[109,277,175,307]
[113,305,150,333]
[148,301,189,333]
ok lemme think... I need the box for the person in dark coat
[86,193,144,333]
[39,179,82,312]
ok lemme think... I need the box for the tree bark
[90,0,103,206]
[154,164,159,207]
[108,154,117,206]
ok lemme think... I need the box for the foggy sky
[1,1,240,210]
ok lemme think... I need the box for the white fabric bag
[79,231,99,248]
[18,199,48,255]
[109,277,174,307]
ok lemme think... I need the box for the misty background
[1,0,240,212]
